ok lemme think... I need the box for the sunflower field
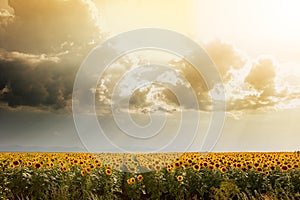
[1,152,300,199]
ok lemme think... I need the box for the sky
[0,0,300,152]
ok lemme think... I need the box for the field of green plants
[1,152,300,199]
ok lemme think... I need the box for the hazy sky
[0,0,300,152]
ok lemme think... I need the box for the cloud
[0,7,14,37]
[0,0,299,114]
[204,39,246,82]
[93,39,300,115]
[225,56,300,112]
[94,53,214,115]
[129,83,179,113]
[0,0,104,110]
[0,49,74,109]
[245,57,276,91]
[2,0,101,54]
[0,8,14,25]
[0,48,60,64]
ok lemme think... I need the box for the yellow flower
[34,163,42,169]
[12,160,20,167]
[177,175,183,182]
[281,165,288,172]
[193,164,200,171]
[221,167,227,173]
[105,168,112,175]
[85,167,91,174]
[130,177,135,184]
[137,175,143,182]
[174,161,181,168]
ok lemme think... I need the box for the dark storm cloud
[0,0,102,110]
[0,49,76,109]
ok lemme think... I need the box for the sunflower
[167,167,172,173]
[174,161,180,168]
[193,164,200,171]
[177,175,183,182]
[183,163,189,168]
[147,164,153,170]
[293,164,299,169]
[137,175,143,182]
[96,163,102,168]
[221,167,227,173]
[12,160,20,167]
[257,167,263,172]
[85,167,91,174]
[34,163,42,169]
[281,165,288,172]
[105,168,112,175]
[265,171,270,175]
[130,177,135,184]
[263,164,268,168]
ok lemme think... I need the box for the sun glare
[263,0,300,39]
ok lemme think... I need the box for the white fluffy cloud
[96,40,300,114]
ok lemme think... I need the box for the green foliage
[1,166,300,199]
[210,180,240,200]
